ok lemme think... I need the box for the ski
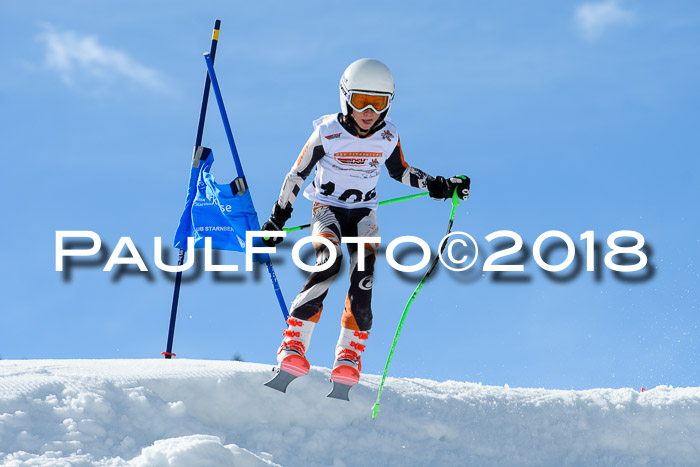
[264,365,360,400]
[264,367,299,393]
[327,381,354,401]
[265,356,362,400]
[264,354,310,393]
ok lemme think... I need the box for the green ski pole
[377,191,429,207]
[280,192,430,234]
[371,180,464,419]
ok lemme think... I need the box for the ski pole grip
[452,175,469,206]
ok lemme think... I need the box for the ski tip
[371,403,380,419]
[264,367,297,393]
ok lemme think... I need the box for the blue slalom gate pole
[203,53,289,322]
[164,19,222,359]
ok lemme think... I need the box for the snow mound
[129,434,279,467]
[1,359,698,466]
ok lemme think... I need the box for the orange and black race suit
[276,113,436,332]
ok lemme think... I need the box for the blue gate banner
[173,147,266,262]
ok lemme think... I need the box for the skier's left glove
[428,175,470,201]
[261,202,292,247]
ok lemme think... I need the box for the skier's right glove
[261,202,293,247]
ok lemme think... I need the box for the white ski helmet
[339,58,395,117]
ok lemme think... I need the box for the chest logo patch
[334,152,382,166]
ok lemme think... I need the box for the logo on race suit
[369,158,380,168]
[334,152,382,167]
[381,130,394,141]
[325,133,342,140]
[359,275,374,291]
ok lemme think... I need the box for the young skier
[261,58,470,395]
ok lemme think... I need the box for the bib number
[319,182,377,203]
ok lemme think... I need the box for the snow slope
[1,359,699,466]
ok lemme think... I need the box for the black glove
[428,175,470,201]
[261,202,293,247]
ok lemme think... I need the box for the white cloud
[574,0,636,41]
[36,24,169,93]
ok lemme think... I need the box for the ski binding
[326,365,360,401]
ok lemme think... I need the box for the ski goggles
[346,91,392,113]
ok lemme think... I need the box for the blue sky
[1,1,698,391]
